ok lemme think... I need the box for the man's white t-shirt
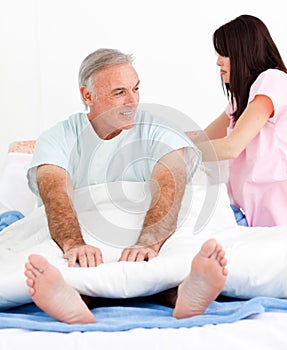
[27,109,200,202]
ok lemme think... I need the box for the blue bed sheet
[1,296,287,333]
[0,210,24,231]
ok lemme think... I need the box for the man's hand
[119,244,158,262]
[64,244,103,267]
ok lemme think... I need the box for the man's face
[86,63,140,139]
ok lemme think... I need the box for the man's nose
[125,92,139,105]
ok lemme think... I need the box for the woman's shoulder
[250,68,287,97]
[256,68,287,82]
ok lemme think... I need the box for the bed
[1,141,287,350]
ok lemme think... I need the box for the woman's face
[216,54,230,83]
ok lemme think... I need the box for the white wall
[1,0,286,165]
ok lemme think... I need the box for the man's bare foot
[173,238,228,319]
[24,254,96,324]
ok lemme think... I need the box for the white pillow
[62,181,238,298]
[0,153,37,215]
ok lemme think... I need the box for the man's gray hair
[78,48,134,93]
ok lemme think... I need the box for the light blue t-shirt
[27,109,200,201]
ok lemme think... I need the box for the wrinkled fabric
[0,211,24,232]
[1,297,287,332]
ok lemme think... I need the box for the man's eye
[114,90,124,96]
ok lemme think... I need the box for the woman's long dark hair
[213,14,287,123]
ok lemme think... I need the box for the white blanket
[1,181,287,310]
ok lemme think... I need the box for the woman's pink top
[226,69,287,226]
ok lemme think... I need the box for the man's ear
[80,85,94,106]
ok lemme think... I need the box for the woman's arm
[204,111,230,139]
[186,111,229,145]
[195,95,274,161]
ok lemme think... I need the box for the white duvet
[1,180,287,310]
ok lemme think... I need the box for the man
[25,48,227,323]
[27,48,198,267]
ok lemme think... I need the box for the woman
[187,15,287,226]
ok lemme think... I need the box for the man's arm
[37,164,103,267]
[119,148,187,262]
